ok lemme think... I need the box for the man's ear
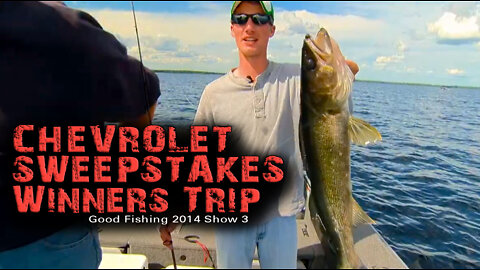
[270,24,276,38]
[231,24,235,38]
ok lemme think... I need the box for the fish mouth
[304,28,332,62]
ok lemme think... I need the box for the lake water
[154,72,480,269]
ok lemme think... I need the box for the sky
[65,1,480,88]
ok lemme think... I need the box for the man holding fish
[161,1,381,268]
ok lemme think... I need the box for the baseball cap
[231,1,274,22]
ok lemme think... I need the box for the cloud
[87,9,232,45]
[152,38,181,52]
[375,40,406,66]
[446,2,480,18]
[274,10,386,41]
[446,68,465,75]
[405,67,416,73]
[186,2,230,13]
[397,40,407,53]
[268,10,389,67]
[84,8,388,70]
[82,9,234,70]
[428,12,480,44]
[71,3,480,86]
[375,55,404,64]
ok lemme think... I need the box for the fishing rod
[131,2,176,268]
[131,1,153,126]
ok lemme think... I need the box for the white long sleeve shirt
[194,61,305,218]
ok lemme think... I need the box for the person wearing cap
[199,3,303,268]
[161,1,359,268]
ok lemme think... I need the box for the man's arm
[120,66,160,128]
[193,88,214,126]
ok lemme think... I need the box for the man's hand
[159,223,178,250]
[346,60,359,76]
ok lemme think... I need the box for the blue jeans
[0,224,101,269]
[215,215,297,269]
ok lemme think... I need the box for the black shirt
[0,1,160,251]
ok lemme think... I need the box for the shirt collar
[228,60,275,87]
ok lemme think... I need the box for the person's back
[0,2,160,268]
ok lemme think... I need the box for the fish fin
[352,198,375,227]
[348,116,382,146]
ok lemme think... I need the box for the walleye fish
[300,28,382,268]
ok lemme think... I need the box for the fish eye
[306,58,316,70]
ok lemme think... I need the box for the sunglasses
[231,14,273,25]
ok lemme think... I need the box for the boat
[98,206,408,269]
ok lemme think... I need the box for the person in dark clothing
[0,2,160,268]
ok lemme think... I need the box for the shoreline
[154,69,479,90]
[154,69,223,75]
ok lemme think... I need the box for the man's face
[231,2,275,59]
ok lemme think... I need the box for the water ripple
[155,74,480,269]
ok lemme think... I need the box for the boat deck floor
[99,212,408,269]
